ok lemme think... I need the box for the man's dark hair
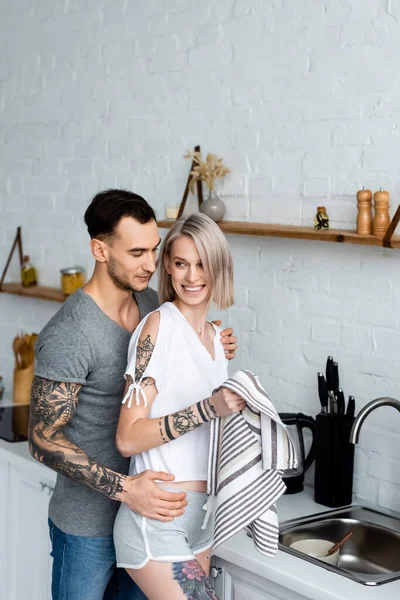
[84,189,157,240]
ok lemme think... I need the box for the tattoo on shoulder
[135,334,154,381]
[172,560,219,599]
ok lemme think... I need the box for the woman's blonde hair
[158,212,234,310]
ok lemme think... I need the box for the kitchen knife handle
[317,372,328,414]
[336,388,345,415]
[346,395,355,418]
[326,356,334,391]
[329,390,337,414]
[332,361,339,391]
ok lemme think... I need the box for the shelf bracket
[0,226,24,291]
[176,144,203,219]
[382,204,400,248]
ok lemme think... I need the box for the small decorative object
[0,376,4,401]
[21,255,38,288]
[60,267,85,296]
[199,189,226,223]
[356,188,373,235]
[165,205,180,220]
[314,206,329,230]
[373,188,390,238]
[184,150,230,223]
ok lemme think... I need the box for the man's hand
[122,471,188,521]
[212,321,237,360]
[210,387,246,418]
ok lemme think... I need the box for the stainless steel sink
[279,505,400,586]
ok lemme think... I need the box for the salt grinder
[356,188,372,235]
[372,189,390,238]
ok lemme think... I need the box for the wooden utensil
[12,337,22,370]
[12,332,37,370]
[327,530,354,556]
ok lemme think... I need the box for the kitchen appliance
[0,404,30,442]
[279,412,316,494]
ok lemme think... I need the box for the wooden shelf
[0,282,65,302]
[157,220,400,249]
[1,222,399,305]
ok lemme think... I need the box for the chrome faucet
[350,397,400,444]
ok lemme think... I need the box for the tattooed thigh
[172,560,219,600]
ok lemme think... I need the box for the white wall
[1,0,400,510]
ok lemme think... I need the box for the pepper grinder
[373,189,390,238]
[356,188,372,235]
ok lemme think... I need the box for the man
[29,189,237,600]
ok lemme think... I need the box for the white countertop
[1,440,398,599]
[0,438,56,481]
[215,487,400,600]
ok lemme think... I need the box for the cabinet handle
[40,481,55,495]
[210,567,222,578]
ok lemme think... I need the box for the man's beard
[108,257,148,293]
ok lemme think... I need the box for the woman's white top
[124,302,228,481]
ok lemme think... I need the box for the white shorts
[114,490,213,570]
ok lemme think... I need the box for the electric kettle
[279,412,316,494]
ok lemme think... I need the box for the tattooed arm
[29,375,190,519]
[116,312,245,458]
[29,376,129,499]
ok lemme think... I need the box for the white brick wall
[1,0,400,510]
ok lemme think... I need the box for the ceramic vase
[199,190,225,223]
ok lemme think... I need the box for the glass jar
[60,267,85,296]
[21,255,38,288]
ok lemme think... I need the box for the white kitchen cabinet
[211,557,310,600]
[5,460,54,600]
[0,459,9,600]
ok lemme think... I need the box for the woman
[114,213,245,599]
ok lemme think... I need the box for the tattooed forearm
[160,397,218,443]
[29,376,126,500]
[135,334,154,381]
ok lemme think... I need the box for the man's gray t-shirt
[35,287,159,537]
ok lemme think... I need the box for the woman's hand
[210,387,246,417]
[212,320,237,360]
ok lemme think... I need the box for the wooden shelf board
[0,282,65,302]
[157,220,400,248]
[1,223,398,305]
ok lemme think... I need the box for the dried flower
[184,150,230,193]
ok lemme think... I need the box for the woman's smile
[182,285,206,295]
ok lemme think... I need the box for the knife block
[314,413,355,508]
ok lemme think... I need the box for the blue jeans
[48,519,147,600]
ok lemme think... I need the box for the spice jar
[314,206,329,230]
[60,267,85,296]
[21,255,38,288]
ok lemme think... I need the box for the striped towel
[203,369,298,558]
